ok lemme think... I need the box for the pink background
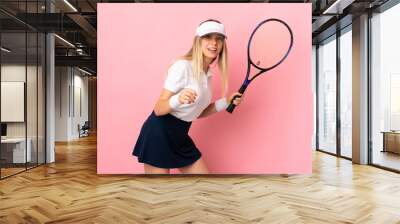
[97,3,312,174]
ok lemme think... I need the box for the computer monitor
[1,123,7,137]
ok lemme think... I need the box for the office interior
[0,0,400,223]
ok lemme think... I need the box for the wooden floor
[0,167,26,178]
[1,134,400,224]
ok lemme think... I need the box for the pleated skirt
[132,111,201,169]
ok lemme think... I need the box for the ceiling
[0,0,394,75]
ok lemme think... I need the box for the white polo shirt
[164,59,212,122]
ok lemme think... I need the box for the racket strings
[248,20,293,71]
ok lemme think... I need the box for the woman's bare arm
[153,89,175,116]
[198,103,217,118]
[154,88,197,116]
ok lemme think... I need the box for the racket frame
[227,18,294,113]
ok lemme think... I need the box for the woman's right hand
[178,88,197,104]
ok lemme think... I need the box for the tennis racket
[227,18,294,113]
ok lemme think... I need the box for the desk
[381,131,400,154]
[1,138,32,163]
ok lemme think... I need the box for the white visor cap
[196,21,226,38]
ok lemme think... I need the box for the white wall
[55,66,69,141]
[1,65,26,130]
[55,67,89,141]
[1,65,41,137]
[1,63,46,164]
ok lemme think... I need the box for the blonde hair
[180,30,229,97]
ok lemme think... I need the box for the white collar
[205,68,213,78]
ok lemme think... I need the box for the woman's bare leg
[144,163,170,174]
[178,158,209,174]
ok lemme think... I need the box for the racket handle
[226,102,237,113]
[226,84,247,113]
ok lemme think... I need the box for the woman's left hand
[228,92,244,106]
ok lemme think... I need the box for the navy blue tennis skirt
[132,111,202,169]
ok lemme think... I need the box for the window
[339,27,352,158]
[371,2,400,171]
[317,36,337,154]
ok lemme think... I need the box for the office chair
[79,121,90,138]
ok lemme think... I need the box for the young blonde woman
[132,19,243,174]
